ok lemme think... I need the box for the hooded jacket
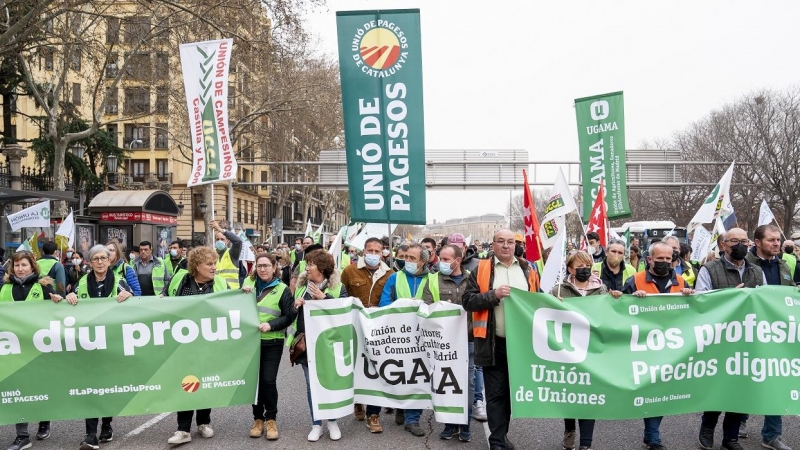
[0,273,56,302]
[550,275,607,298]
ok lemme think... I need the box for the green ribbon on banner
[336,9,427,224]
[0,291,259,425]
[505,286,800,419]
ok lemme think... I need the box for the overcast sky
[304,0,800,224]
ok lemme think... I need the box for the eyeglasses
[494,240,515,247]
[725,239,746,245]
[256,264,273,270]
[91,256,109,262]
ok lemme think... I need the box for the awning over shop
[88,190,180,225]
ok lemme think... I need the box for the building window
[228,85,236,108]
[156,159,168,181]
[155,123,168,148]
[155,87,168,114]
[124,17,150,44]
[72,83,81,106]
[124,124,149,148]
[41,48,53,70]
[70,48,81,71]
[124,87,150,114]
[125,53,151,80]
[193,193,203,219]
[105,88,118,114]
[128,159,149,182]
[107,124,118,146]
[106,17,120,44]
[155,53,168,79]
[153,18,170,44]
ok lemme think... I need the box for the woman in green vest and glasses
[289,249,348,442]
[1,251,63,450]
[165,246,228,445]
[241,253,296,441]
[64,245,133,450]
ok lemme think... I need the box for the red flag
[586,181,608,247]
[522,169,543,262]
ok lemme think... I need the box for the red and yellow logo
[181,375,200,393]
[360,28,401,70]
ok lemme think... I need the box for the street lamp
[106,154,118,188]
[177,202,185,216]
[70,143,86,215]
[199,201,208,215]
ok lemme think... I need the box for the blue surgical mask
[215,241,227,251]
[169,249,179,257]
[404,262,418,275]
[364,254,381,267]
[438,261,453,276]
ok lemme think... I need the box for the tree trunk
[52,138,68,218]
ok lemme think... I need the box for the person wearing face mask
[210,219,243,290]
[378,243,435,437]
[391,244,409,273]
[164,240,185,276]
[347,246,359,265]
[66,251,90,292]
[421,237,439,273]
[290,236,317,293]
[661,235,697,288]
[622,241,694,450]
[340,237,393,432]
[585,232,606,263]
[105,241,142,296]
[421,244,474,443]
[781,239,798,279]
[591,240,635,296]
[550,251,605,450]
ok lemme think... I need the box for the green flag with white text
[336,9,426,224]
[575,91,630,219]
[0,291,259,425]
[505,286,800,419]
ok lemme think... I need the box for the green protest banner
[575,91,630,219]
[336,9,427,224]
[0,291,259,425]
[505,286,800,419]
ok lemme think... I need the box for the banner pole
[772,217,787,241]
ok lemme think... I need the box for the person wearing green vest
[64,245,132,450]
[628,245,645,273]
[164,240,185,277]
[165,246,228,446]
[37,241,67,296]
[106,241,142,296]
[1,251,63,450]
[210,219,243,290]
[286,249,347,443]
[377,243,432,438]
[289,236,316,294]
[592,240,637,295]
[132,241,170,296]
[290,237,302,266]
[241,253,296,441]
[420,244,474,443]
[782,240,798,278]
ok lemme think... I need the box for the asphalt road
[2,352,799,449]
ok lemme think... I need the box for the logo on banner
[40,206,50,220]
[532,309,590,363]
[351,20,409,77]
[316,325,358,391]
[590,100,609,120]
[181,375,200,393]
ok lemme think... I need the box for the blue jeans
[301,363,336,426]
[762,415,782,442]
[643,416,663,445]
[405,409,421,425]
[473,354,485,404]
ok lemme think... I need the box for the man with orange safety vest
[462,229,541,450]
[622,240,694,450]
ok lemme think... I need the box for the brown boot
[249,419,264,438]
[354,403,366,421]
[265,420,279,440]
[367,414,383,433]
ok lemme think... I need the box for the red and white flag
[586,181,608,247]
[522,169,542,262]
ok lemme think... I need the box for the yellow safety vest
[395,271,432,299]
[217,250,240,289]
[0,283,44,302]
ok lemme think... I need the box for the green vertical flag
[575,91,631,219]
[336,9,427,225]
[623,227,631,251]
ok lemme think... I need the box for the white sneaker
[167,431,191,445]
[198,424,214,438]
[327,421,341,441]
[472,401,487,421]
[307,425,324,442]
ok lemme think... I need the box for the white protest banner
[305,298,468,425]
[349,223,398,250]
[689,162,734,228]
[179,38,237,187]
[55,210,75,249]
[7,200,50,231]
[758,199,775,227]
[540,227,566,293]
[539,168,578,249]
[690,226,712,262]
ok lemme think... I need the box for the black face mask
[395,259,406,270]
[574,267,592,282]
[652,261,671,277]
[514,244,524,258]
[729,243,748,261]
[786,247,795,254]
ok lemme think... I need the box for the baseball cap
[514,233,524,242]
[448,233,466,245]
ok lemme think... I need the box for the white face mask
[72,259,81,266]
[382,249,390,257]
[129,253,135,261]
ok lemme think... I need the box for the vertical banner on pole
[575,91,631,219]
[336,9,427,224]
